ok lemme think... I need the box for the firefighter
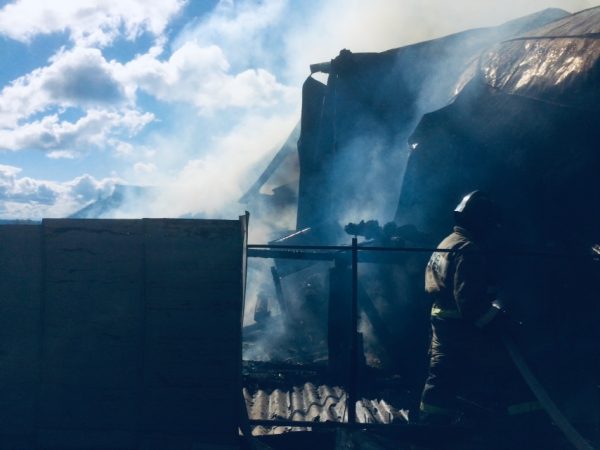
[419,191,542,432]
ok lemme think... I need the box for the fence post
[348,237,358,424]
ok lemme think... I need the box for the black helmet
[454,191,501,233]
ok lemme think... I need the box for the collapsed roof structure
[244,8,571,233]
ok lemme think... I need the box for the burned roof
[478,6,600,110]
[523,6,600,35]
[292,8,570,229]
[398,7,600,237]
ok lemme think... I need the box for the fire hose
[502,335,596,450]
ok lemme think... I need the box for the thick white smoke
[119,0,599,236]
[282,0,598,83]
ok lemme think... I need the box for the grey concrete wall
[0,225,42,448]
[0,218,245,449]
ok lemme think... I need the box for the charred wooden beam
[271,266,288,315]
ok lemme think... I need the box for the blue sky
[0,0,597,220]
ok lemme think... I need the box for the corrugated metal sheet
[243,383,408,435]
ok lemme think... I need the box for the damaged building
[242,6,600,449]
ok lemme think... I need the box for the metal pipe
[247,243,597,260]
[360,245,596,260]
[248,244,350,251]
[248,249,339,261]
[248,248,427,265]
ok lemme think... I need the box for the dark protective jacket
[420,227,539,422]
[425,226,500,327]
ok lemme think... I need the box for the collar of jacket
[452,226,489,252]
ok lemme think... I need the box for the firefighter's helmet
[454,190,501,233]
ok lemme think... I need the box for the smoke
[121,112,298,219]
[282,0,598,82]
[112,0,599,230]
[115,11,600,217]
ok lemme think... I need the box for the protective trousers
[420,317,541,424]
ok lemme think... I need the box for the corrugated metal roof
[243,383,408,435]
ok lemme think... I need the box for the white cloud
[122,41,296,113]
[47,150,79,159]
[0,164,21,178]
[193,0,286,43]
[0,36,293,136]
[0,47,128,127]
[174,0,286,69]
[0,45,155,156]
[0,165,119,219]
[0,0,186,46]
[114,141,135,157]
[42,49,127,105]
[0,109,154,152]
